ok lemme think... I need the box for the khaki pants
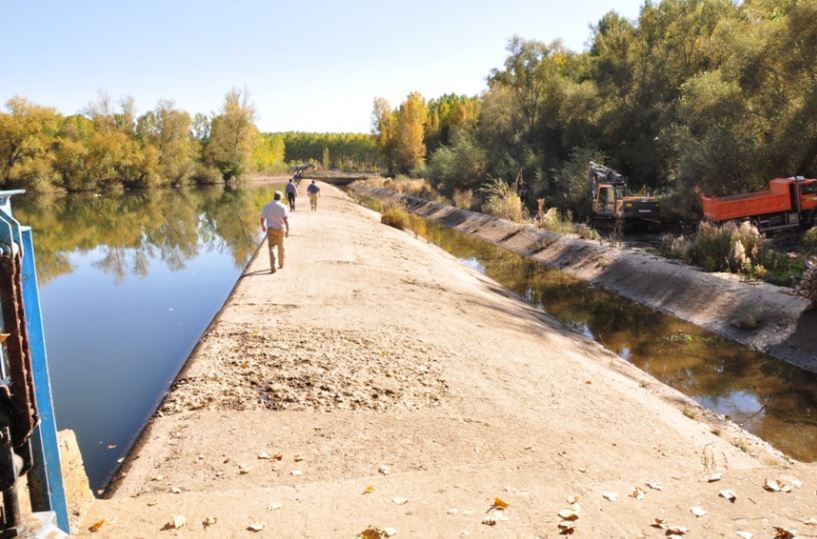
[309,193,318,210]
[266,228,285,270]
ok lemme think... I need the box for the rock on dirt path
[78,182,817,538]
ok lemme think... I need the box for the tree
[136,100,196,186]
[204,88,258,181]
[395,92,427,172]
[252,133,286,172]
[0,97,61,189]
[372,97,397,173]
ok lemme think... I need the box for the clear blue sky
[3,1,644,133]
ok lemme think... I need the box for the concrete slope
[353,184,817,374]
[78,183,816,538]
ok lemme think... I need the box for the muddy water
[419,221,817,461]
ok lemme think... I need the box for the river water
[412,221,817,462]
[15,184,280,491]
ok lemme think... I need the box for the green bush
[427,134,486,195]
[551,147,606,217]
[659,220,804,284]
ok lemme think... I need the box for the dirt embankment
[77,182,817,538]
[352,183,817,374]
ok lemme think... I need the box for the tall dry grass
[481,179,523,222]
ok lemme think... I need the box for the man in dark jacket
[285,179,297,210]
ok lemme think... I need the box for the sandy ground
[353,185,817,374]
[77,183,817,538]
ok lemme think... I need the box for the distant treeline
[373,0,817,217]
[0,91,380,193]
[276,131,381,172]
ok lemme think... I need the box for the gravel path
[76,181,817,538]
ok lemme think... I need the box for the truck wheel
[803,210,816,229]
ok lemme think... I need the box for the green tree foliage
[0,90,280,192]
[252,133,286,172]
[372,97,398,173]
[371,92,432,174]
[425,94,480,152]
[136,100,197,186]
[377,0,817,217]
[0,97,61,189]
[277,131,380,172]
[427,133,486,194]
[203,88,259,181]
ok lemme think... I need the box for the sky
[2,0,644,133]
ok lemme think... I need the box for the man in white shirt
[259,191,290,273]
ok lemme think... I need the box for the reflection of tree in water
[15,183,282,282]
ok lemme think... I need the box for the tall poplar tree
[205,88,258,181]
[396,91,427,172]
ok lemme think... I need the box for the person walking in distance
[285,179,298,211]
[307,180,321,211]
[259,191,290,273]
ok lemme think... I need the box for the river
[15,183,281,491]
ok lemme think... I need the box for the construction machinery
[589,162,661,229]
[291,164,314,182]
[701,177,817,232]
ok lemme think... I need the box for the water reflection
[422,222,817,462]
[17,186,276,283]
[15,184,282,490]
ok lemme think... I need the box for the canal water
[16,184,281,491]
[412,219,817,461]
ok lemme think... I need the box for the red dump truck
[701,177,817,232]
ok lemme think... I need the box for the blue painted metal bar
[20,226,70,532]
[0,191,25,257]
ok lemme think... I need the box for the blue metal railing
[0,190,69,532]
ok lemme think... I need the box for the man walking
[286,179,298,211]
[307,180,321,211]
[259,191,290,273]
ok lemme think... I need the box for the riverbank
[78,182,816,537]
[351,183,817,375]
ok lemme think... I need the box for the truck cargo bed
[702,188,791,222]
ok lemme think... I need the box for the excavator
[589,162,661,231]
[291,164,314,184]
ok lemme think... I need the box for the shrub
[408,214,427,237]
[481,178,523,221]
[685,221,734,271]
[427,134,486,195]
[380,205,409,230]
[193,163,224,184]
[452,189,475,210]
[551,147,606,217]
[575,223,599,240]
[379,201,426,237]
[804,227,817,255]
[658,220,803,283]
[796,258,817,309]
